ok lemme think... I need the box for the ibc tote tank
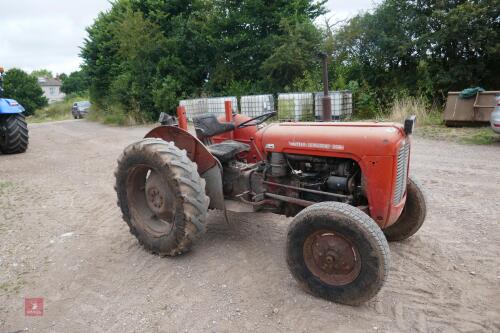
[241,95,274,118]
[206,97,238,117]
[278,93,314,121]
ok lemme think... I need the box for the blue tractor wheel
[0,113,29,154]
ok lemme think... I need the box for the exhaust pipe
[319,52,331,121]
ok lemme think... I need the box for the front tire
[115,138,209,256]
[0,114,29,154]
[383,177,427,241]
[286,202,390,305]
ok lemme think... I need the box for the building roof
[38,77,62,87]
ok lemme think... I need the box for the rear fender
[144,125,225,210]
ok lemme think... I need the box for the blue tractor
[0,66,29,154]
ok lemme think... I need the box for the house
[38,77,65,103]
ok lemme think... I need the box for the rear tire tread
[0,114,29,154]
[115,138,209,256]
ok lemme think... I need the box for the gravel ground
[0,119,499,332]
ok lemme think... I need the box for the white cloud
[0,0,112,75]
[321,0,379,25]
[0,0,375,75]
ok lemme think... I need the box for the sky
[0,0,376,75]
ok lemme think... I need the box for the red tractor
[114,105,426,305]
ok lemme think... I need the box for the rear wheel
[286,202,390,305]
[115,138,209,256]
[0,114,29,154]
[383,177,426,241]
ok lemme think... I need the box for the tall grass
[385,96,442,126]
[29,93,151,126]
[86,103,151,126]
[384,96,499,145]
[29,94,89,123]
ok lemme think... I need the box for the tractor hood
[257,122,407,158]
[0,98,25,114]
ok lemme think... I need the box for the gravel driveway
[1,120,499,332]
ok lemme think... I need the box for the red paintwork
[212,114,263,162]
[149,112,410,229]
[177,106,188,131]
[213,115,409,228]
[224,101,234,139]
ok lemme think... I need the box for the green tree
[81,0,327,119]
[332,0,500,108]
[202,0,326,92]
[3,68,48,116]
[61,70,90,95]
[58,73,68,81]
[261,19,323,91]
[30,69,53,78]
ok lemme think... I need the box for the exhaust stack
[319,52,331,121]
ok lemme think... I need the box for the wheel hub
[303,230,361,285]
[147,187,164,210]
[145,172,173,219]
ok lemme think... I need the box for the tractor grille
[393,141,410,204]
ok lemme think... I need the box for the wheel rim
[127,165,175,237]
[303,230,361,286]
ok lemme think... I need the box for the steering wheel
[237,111,277,129]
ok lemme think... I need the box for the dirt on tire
[0,120,499,332]
[286,202,390,305]
[115,138,209,256]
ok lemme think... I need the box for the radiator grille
[393,141,410,204]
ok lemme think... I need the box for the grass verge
[379,96,499,145]
[28,94,89,123]
[418,125,500,145]
[86,104,151,126]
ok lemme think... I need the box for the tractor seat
[208,141,250,163]
[193,113,235,137]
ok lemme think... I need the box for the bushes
[86,103,150,126]
[81,1,328,121]
[29,95,88,123]
[2,68,47,116]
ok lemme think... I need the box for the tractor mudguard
[0,99,24,114]
[144,125,225,210]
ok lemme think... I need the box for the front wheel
[383,177,427,241]
[286,202,390,305]
[0,114,29,154]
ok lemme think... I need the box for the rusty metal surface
[144,125,217,174]
[320,52,332,121]
[127,166,174,238]
[145,171,174,220]
[444,91,500,126]
[303,230,361,286]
